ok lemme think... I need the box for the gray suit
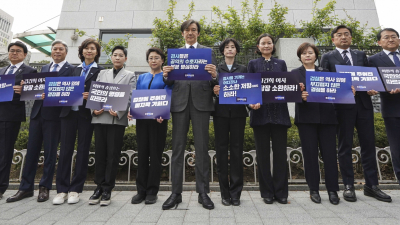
[164,44,218,194]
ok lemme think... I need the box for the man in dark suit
[320,25,391,202]
[7,40,75,203]
[0,41,37,200]
[162,19,218,210]
[368,28,400,186]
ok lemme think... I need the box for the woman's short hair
[111,45,128,57]
[146,47,166,62]
[296,42,320,62]
[78,38,101,63]
[255,33,276,55]
[219,38,240,55]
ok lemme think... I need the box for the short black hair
[181,19,201,33]
[8,41,28,54]
[112,45,128,57]
[255,33,276,55]
[377,28,399,41]
[296,42,320,62]
[219,38,240,55]
[146,47,166,62]
[331,25,353,38]
[78,38,101,63]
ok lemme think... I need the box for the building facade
[0,9,13,48]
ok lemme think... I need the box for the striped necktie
[7,65,16,75]
[342,50,352,65]
[390,52,400,67]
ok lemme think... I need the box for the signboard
[219,73,262,104]
[167,48,212,80]
[130,89,171,119]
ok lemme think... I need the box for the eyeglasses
[9,49,23,54]
[335,33,351,38]
[382,36,399,41]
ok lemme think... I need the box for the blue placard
[335,65,386,91]
[306,71,355,104]
[167,48,212,80]
[21,72,58,100]
[130,89,171,119]
[261,72,302,103]
[0,74,16,102]
[86,81,131,111]
[219,73,262,104]
[43,76,85,107]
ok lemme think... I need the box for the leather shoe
[221,198,231,206]
[100,191,111,206]
[364,185,392,202]
[275,197,287,204]
[6,190,34,203]
[38,186,49,202]
[89,187,103,205]
[162,193,182,210]
[343,185,357,202]
[263,197,273,204]
[131,193,146,204]
[145,195,158,204]
[231,199,240,206]
[328,191,340,205]
[198,193,214,210]
[310,190,321,203]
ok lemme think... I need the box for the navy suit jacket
[31,62,75,120]
[0,63,37,121]
[320,49,372,110]
[368,51,400,117]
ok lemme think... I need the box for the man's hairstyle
[255,33,276,55]
[146,47,165,62]
[51,40,68,52]
[112,45,128,57]
[331,25,353,38]
[219,38,241,55]
[78,38,101,63]
[377,28,399,41]
[8,41,28,53]
[296,42,320,62]
[180,19,201,33]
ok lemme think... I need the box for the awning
[13,30,56,56]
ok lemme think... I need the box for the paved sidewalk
[1,190,400,225]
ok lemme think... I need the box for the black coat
[292,66,338,124]
[213,61,248,118]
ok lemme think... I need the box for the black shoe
[328,191,340,205]
[343,185,357,202]
[198,193,214,210]
[310,190,321,203]
[89,187,103,205]
[131,193,146,204]
[263,197,273,204]
[275,197,287,204]
[364,185,392,202]
[37,186,49,202]
[100,191,111,206]
[6,190,34,203]
[162,193,182,210]
[231,199,240,206]
[145,195,158,204]
[221,198,231,206]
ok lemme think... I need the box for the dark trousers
[253,124,288,198]
[136,119,168,195]
[94,124,125,192]
[383,117,400,184]
[214,116,245,200]
[336,106,378,187]
[0,121,21,194]
[56,111,94,193]
[297,123,339,191]
[20,116,61,191]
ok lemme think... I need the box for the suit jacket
[320,49,372,110]
[213,61,248,118]
[368,51,400,117]
[91,68,136,126]
[30,62,75,120]
[60,65,104,119]
[164,44,218,112]
[0,63,37,122]
[292,66,337,124]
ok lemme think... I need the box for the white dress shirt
[50,60,66,72]
[185,42,199,49]
[383,49,400,64]
[5,61,24,74]
[336,47,353,66]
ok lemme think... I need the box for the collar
[113,67,123,74]
[78,61,98,68]
[185,42,198,49]
[10,61,24,69]
[52,60,67,68]
[336,47,351,54]
[383,49,400,56]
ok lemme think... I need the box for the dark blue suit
[321,49,378,187]
[0,63,37,194]
[19,62,74,191]
[368,51,400,184]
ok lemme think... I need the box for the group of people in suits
[0,19,399,210]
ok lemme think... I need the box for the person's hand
[127,111,133,121]
[163,66,174,78]
[299,83,305,92]
[94,109,104,115]
[367,89,378,96]
[302,91,309,101]
[249,103,261,110]
[213,85,220,95]
[13,85,22,94]
[41,93,45,100]
[389,88,400,94]
[205,64,217,78]
[82,92,89,100]
[156,117,163,123]
[20,80,25,86]
[351,85,356,96]
[109,109,118,117]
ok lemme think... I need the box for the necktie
[342,50,352,65]
[189,45,195,49]
[51,64,59,72]
[390,52,400,67]
[7,65,16,75]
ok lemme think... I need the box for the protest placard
[0,74,16,102]
[219,73,262,104]
[261,72,302,103]
[130,89,171,119]
[86,81,131,111]
[335,65,385,91]
[21,72,57,100]
[167,48,212,80]
[43,76,85,106]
